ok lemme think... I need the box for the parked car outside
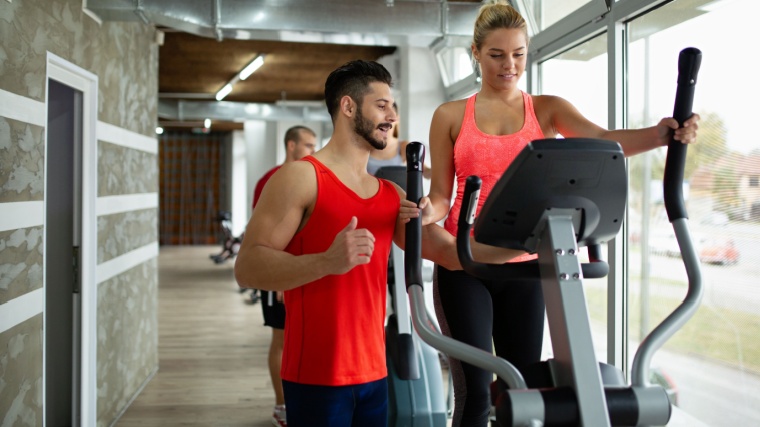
[698,237,739,265]
[648,229,740,267]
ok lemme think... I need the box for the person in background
[367,116,432,179]
[424,2,701,426]
[250,125,317,427]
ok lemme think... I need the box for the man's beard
[354,104,386,150]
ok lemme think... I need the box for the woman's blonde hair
[473,0,529,50]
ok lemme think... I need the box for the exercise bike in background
[210,211,243,264]
[210,211,259,303]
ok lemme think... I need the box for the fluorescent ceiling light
[215,83,233,101]
[239,55,265,80]
[214,54,265,102]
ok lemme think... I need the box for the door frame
[45,52,98,427]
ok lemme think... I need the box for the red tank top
[253,165,280,209]
[281,155,399,385]
[444,92,545,262]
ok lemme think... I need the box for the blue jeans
[282,378,388,427]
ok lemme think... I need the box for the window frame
[523,0,675,372]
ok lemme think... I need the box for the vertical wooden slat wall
[159,131,230,245]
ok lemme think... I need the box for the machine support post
[538,212,611,427]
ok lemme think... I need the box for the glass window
[435,45,474,87]
[522,0,599,31]
[539,34,608,136]
[626,1,760,425]
[537,33,609,361]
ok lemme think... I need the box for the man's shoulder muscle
[268,160,316,204]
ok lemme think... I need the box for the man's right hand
[324,216,376,274]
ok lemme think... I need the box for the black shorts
[261,290,286,329]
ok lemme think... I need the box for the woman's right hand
[470,239,526,265]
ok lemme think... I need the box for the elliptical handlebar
[456,176,540,279]
[664,47,702,222]
[404,142,425,289]
[403,142,529,391]
[632,46,704,387]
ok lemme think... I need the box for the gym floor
[115,245,453,427]
[116,245,279,427]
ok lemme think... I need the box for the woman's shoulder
[434,98,468,121]
[438,97,468,110]
[531,94,572,112]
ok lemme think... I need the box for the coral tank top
[443,92,545,261]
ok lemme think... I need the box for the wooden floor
[117,245,278,427]
[117,245,452,427]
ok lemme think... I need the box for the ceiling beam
[86,0,482,46]
[159,99,332,122]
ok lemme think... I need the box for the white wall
[381,46,446,193]
[237,119,328,232]
[230,130,248,236]
[396,45,446,149]
[243,120,276,222]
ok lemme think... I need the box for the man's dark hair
[324,60,393,121]
[283,125,316,149]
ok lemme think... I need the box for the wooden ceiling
[155,0,484,130]
[159,31,398,104]
[158,32,398,130]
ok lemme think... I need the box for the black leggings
[434,264,545,427]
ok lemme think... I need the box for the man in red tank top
[235,60,465,427]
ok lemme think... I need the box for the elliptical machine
[375,165,451,427]
[403,47,703,426]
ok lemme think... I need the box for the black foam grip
[664,47,701,222]
[582,244,609,278]
[405,142,425,288]
[605,388,641,426]
[495,387,644,427]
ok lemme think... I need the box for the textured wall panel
[0,226,43,305]
[0,314,43,427]
[98,140,159,197]
[97,209,158,264]
[0,117,44,203]
[96,259,158,427]
[94,22,159,137]
[1,0,159,425]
